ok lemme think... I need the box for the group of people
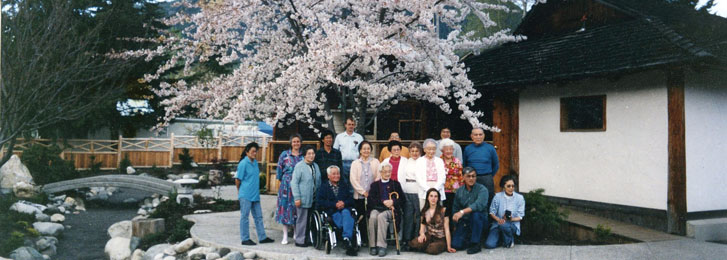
[235,117,526,257]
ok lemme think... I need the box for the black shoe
[466,245,481,254]
[295,242,308,247]
[369,247,378,256]
[401,244,410,252]
[378,247,387,257]
[259,238,275,244]
[343,238,352,249]
[346,247,359,256]
[241,240,256,246]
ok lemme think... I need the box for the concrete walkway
[184,195,727,260]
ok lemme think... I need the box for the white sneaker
[509,241,515,248]
[282,238,289,245]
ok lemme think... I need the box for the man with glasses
[451,167,489,254]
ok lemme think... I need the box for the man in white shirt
[333,117,364,187]
[435,127,463,162]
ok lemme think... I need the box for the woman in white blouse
[415,139,446,209]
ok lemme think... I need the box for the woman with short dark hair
[236,142,274,245]
[485,175,525,249]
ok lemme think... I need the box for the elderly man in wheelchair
[311,165,360,256]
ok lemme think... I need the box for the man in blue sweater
[463,127,499,203]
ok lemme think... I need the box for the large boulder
[13,181,36,198]
[108,220,132,238]
[105,237,132,260]
[32,222,64,236]
[222,251,243,260]
[9,246,44,260]
[10,201,43,215]
[172,238,194,253]
[0,155,33,192]
[142,244,171,260]
[50,214,65,223]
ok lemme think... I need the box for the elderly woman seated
[367,162,404,257]
[485,175,525,249]
[317,166,357,256]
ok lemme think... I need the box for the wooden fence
[2,134,270,170]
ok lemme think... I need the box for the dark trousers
[401,193,421,243]
[476,175,495,209]
[409,235,446,255]
[451,211,488,249]
[354,198,368,244]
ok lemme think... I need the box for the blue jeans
[451,211,487,249]
[332,208,355,239]
[485,222,516,248]
[342,160,353,190]
[240,199,267,241]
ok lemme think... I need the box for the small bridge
[42,175,181,195]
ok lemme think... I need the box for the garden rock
[32,222,64,236]
[108,220,132,238]
[162,247,176,256]
[105,237,132,260]
[188,246,214,256]
[9,246,44,260]
[43,206,61,215]
[243,251,256,259]
[193,209,212,214]
[127,166,136,174]
[152,198,160,207]
[206,252,221,260]
[218,248,231,257]
[142,243,171,260]
[35,213,50,222]
[166,174,181,181]
[182,173,198,179]
[14,181,36,198]
[131,249,144,260]
[50,213,65,223]
[162,256,175,260]
[173,238,195,253]
[0,155,34,192]
[35,237,53,250]
[223,251,243,260]
[40,244,56,257]
[10,201,43,215]
[63,197,76,208]
[137,208,148,215]
[74,198,86,211]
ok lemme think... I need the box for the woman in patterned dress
[440,138,463,218]
[276,134,303,245]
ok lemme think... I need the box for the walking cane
[388,191,400,255]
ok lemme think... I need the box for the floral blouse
[443,156,463,193]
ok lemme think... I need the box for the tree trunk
[0,137,17,167]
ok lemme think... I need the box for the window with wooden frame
[560,95,606,131]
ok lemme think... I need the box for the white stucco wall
[685,69,727,213]
[519,70,669,210]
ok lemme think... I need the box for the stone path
[184,194,727,260]
[565,209,682,242]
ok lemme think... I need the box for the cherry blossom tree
[119,0,538,134]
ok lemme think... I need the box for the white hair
[379,162,393,173]
[423,138,437,148]
[326,165,340,175]
[439,138,456,150]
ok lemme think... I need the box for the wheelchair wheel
[325,239,331,254]
[308,211,325,250]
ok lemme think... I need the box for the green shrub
[178,148,194,170]
[21,144,78,184]
[595,224,612,243]
[259,172,267,192]
[1,231,25,256]
[0,196,43,256]
[521,188,569,241]
[138,232,167,250]
[119,156,132,174]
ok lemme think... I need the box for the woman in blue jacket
[485,175,525,249]
[236,142,274,245]
[291,146,321,247]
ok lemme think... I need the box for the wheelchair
[308,208,363,254]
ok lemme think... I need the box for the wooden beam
[667,67,687,235]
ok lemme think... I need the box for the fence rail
[1,134,270,170]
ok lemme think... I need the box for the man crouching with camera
[485,175,525,249]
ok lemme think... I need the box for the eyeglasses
[505,185,515,188]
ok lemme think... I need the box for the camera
[504,210,512,220]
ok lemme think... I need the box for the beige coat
[350,157,381,199]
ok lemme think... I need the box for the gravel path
[54,189,153,260]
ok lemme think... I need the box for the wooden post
[217,136,223,161]
[667,67,687,235]
[117,135,123,168]
[169,133,175,168]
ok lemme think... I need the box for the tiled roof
[465,0,727,88]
